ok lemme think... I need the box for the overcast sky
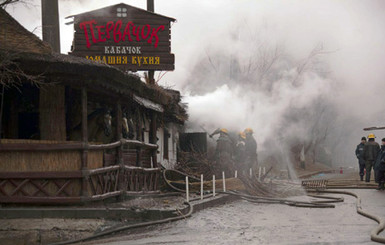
[5,0,385,166]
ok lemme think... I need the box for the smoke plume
[6,0,385,168]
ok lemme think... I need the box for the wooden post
[116,102,126,198]
[150,112,157,167]
[135,111,143,167]
[116,102,123,165]
[81,86,89,197]
[136,147,142,167]
[39,84,66,140]
[0,85,4,139]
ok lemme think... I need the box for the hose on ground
[308,189,385,244]
[163,169,200,193]
[50,168,385,245]
[223,190,340,208]
[228,189,385,243]
[48,201,194,245]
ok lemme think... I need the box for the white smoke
[6,0,385,167]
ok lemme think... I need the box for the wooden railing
[0,171,83,204]
[123,166,160,193]
[0,139,160,204]
[0,139,157,151]
[0,165,161,204]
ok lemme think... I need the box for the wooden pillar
[136,112,143,167]
[0,85,4,139]
[150,112,158,167]
[39,84,66,140]
[81,86,89,197]
[116,101,126,196]
[116,101,123,164]
[136,147,142,167]
[8,99,18,138]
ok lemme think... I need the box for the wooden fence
[0,139,160,204]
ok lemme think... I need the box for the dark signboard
[68,3,175,71]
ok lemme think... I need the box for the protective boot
[365,170,371,182]
[376,182,385,190]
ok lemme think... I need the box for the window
[117,7,127,17]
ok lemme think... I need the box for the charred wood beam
[0,140,156,151]
[116,101,123,163]
[81,86,88,197]
[0,171,82,179]
[85,165,120,176]
[150,111,158,167]
[0,196,82,204]
[0,142,84,151]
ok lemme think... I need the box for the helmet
[220,128,228,134]
[368,133,376,139]
[244,128,253,134]
[239,132,246,139]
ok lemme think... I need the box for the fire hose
[164,169,385,243]
[308,189,385,244]
[49,173,385,245]
[48,201,194,245]
[224,190,342,208]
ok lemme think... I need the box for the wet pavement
[85,189,385,245]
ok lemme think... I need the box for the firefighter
[362,133,380,182]
[244,128,257,176]
[209,128,233,176]
[355,137,366,181]
[234,131,246,167]
[375,138,385,190]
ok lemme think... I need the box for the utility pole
[147,0,155,84]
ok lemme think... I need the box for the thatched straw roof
[0,8,52,54]
[0,8,186,123]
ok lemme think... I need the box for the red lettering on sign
[148,25,165,48]
[79,20,97,48]
[132,25,141,42]
[95,25,106,42]
[105,21,114,39]
[113,20,122,43]
[79,20,166,49]
[141,24,151,40]
[123,22,134,41]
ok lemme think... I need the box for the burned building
[0,6,187,204]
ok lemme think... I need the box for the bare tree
[0,0,21,8]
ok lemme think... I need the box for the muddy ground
[81,189,384,245]
[0,195,187,245]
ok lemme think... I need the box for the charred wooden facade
[0,7,186,204]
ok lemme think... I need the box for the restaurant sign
[68,4,175,71]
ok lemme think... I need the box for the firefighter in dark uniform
[234,132,246,171]
[375,138,385,190]
[244,128,257,176]
[362,133,380,182]
[355,137,366,181]
[210,128,233,176]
